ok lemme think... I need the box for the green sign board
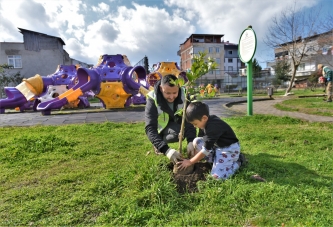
[239,27,257,63]
[238,26,257,116]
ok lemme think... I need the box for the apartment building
[178,34,225,77]
[178,34,244,88]
[224,41,242,73]
[267,29,333,81]
[0,28,92,81]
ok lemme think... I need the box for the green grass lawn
[274,97,333,117]
[1,115,332,226]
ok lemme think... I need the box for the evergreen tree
[273,59,291,82]
[252,58,262,78]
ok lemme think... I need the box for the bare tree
[323,13,333,32]
[264,2,325,95]
[315,29,333,68]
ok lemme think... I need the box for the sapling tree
[171,52,217,154]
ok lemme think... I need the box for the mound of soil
[168,162,212,193]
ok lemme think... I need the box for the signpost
[238,26,257,116]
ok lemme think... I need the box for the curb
[298,94,326,98]
[53,106,146,115]
[224,97,274,108]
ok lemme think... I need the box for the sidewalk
[0,98,244,127]
[226,96,333,123]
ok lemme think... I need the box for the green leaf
[174,108,183,116]
[169,78,177,86]
[177,77,185,87]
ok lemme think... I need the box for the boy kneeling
[177,101,246,179]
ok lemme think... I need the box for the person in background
[145,74,196,163]
[177,101,246,180]
[318,64,332,102]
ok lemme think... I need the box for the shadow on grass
[244,153,333,188]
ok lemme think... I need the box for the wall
[0,42,66,78]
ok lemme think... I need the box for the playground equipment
[0,65,90,114]
[37,54,148,115]
[36,65,91,109]
[146,62,187,88]
[0,54,149,115]
[199,84,216,98]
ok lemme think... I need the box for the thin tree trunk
[285,71,296,94]
[178,96,188,153]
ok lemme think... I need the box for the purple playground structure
[0,65,90,114]
[0,54,150,115]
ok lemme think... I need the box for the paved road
[0,96,332,127]
[0,97,246,127]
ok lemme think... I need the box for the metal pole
[247,61,253,115]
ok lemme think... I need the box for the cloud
[164,0,319,64]
[66,2,195,65]
[107,3,195,63]
[92,2,110,13]
[0,14,19,42]
[35,0,87,39]
[17,0,50,26]
[0,0,323,69]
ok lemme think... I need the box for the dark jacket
[145,80,196,154]
[199,115,239,150]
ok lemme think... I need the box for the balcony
[295,70,316,78]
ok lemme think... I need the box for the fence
[193,70,276,94]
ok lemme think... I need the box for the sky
[0,0,331,68]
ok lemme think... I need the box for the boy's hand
[177,159,193,170]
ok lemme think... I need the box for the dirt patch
[168,162,212,193]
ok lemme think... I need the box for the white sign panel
[239,28,257,63]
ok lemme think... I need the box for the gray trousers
[160,121,182,143]
[326,82,332,101]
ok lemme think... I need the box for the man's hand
[177,159,193,170]
[187,142,196,158]
[165,149,183,164]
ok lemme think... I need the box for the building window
[228,58,233,63]
[209,47,213,53]
[216,47,220,53]
[216,58,220,64]
[298,63,305,71]
[307,46,314,52]
[228,66,233,71]
[216,70,220,75]
[322,46,329,55]
[228,50,232,55]
[8,55,22,68]
[210,70,213,74]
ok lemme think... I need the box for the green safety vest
[147,87,185,133]
[323,66,332,81]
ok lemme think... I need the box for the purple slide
[36,68,100,115]
[0,88,28,113]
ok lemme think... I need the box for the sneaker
[237,153,248,167]
[327,100,332,102]
[153,146,163,155]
